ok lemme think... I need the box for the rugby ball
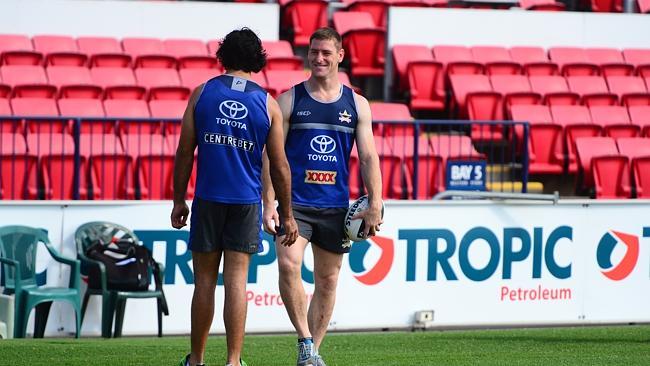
[344,195,385,242]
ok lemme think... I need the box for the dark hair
[309,27,342,50]
[216,27,267,73]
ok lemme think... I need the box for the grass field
[1,325,650,365]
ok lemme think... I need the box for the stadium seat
[590,0,623,12]
[32,35,87,66]
[103,99,158,135]
[0,34,42,65]
[628,105,650,137]
[265,70,308,98]
[1,132,27,154]
[605,76,650,107]
[122,37,177,69]
[121,133,171,161]
[585,48,634,77]
[376,153,405,199]
[280,0,329,47]
[1,65,56,98]
[471,46,521,75]
[592,155,631,198]
[333,12,385,78]
[40,154,90,200]
[78,133,123,159]
[57,98,114,134]
[466,91,504,141]
[11,98,65,134]
[404,154,444,199]
[136,154,175,200]
[566,75,618,106]
[574,136,619,191]
[46,66,103,99]
[518,0,566,10]
[26,132,75,156]
[589,106,639,138]
[548,47,600,76]
[262,40,304,71]
[433,45,483,76]
[149,99,186,119]
[0,98,20,133]
[490,75,541,117]
[551,105,600,173]
[450,74,493,119]
[509,46,558,76]
[616,137,650,160]
[370,102,414,136]
[632,156,650,198]
[406,61,445,114]
[77,36,132,68]
[391,45,434,93]
[90,67,146,100]
[344,0,390,29]
[529,75,580,106]
[163,39,217,69]
[639,0,650,13]
[622,49,650,78]
[134,68,190,100]
[179,68,221,89]
[511,104,563,174]
[0,83,9,98]
[87,153,135,199]
[0,154,39,199]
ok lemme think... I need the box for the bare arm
[354,94,384,237]
[266,94,298,245]
[170,86,201,229]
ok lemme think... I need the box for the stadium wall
[0,0,279,41]
[2,200,649,336]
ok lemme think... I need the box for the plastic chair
[0,225,81,338]
[75,221,168,338]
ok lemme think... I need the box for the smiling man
[262,27,383,366]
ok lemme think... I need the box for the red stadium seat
[1,133,27,154]
[149,100,186,119]
[163,39,217,69]
[46,66,103,99]
[58,98,114,134]
[407,61,445,114]
[0,154,39,199]
[26,132,75,156]
[511,104,563,174]
[404,154,444,199]
[122,37,177,69]
[490,75,541,116]
[589,106,639,138]
[281,0,329,47]
[0,34,42,65]
[0,83,9,98]
[262,40,304,71]
[509,46,558,76]
[91,67,146,100]
[11,97,65,134]
[632,156,650,198]
[433,45,483,76]
[639,0,650,13]
[265,70,307,98]
[0,98,19,134]
[590,0,623,12]
[103,99,158,135]
[518,0,566,10]
[1,65,56,98]
[529,75,579,106]
[575,136,619,189]
[552,105,600,173]
[77,36,132,68]
[391,45,434,93]
[32,35,87,66]
[566,76,618,106]
[377,154,404,199]
[548,47,600,76]
[87,153,135,200]
[344,0,389,29]
[592,155,631,198]
[627,105,650,137]
[605,76,650,107]
[121,133,171,161]
[78,133,123,158]
[450,74,492,119]
[136,154,175,200]
[471,46,521,75]
[622,49,650,78]
[40,154,90,200]
[585,48,634,77]
[370,102,414,136]
[333,12,385,78]
[179,68,221,89]
[135,68,189,100]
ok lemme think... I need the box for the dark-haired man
[172,28,298,366]
[262,27,382,366]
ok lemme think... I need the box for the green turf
[1,325,649,365]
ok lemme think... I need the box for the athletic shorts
[280,205,350,254]
[189,197,262,254]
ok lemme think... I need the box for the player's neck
[305,74,341,102]
[225,69,252,80]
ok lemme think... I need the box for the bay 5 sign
[597,230,640,281]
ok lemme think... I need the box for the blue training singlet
[194,75,270,204]
[285,82,358,208]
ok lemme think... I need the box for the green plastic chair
[0,225,81,338]
[75,221,168,338]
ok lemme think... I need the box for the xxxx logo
[305,170,336,185]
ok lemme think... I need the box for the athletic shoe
[297,338,314,366]
[311,354,327,366]
[179,354,205,366]
[225,359,248,366]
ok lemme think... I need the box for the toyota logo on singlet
[310,135,336,154]
[219,100,249,120]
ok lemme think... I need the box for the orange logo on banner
[305,170,337,185]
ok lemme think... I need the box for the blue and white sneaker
[311,354,327,366]
[296,338,314,366]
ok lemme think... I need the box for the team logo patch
[305,170,337,185]
[219,100,248,120]
[338,110,352,123]
[297,110,312,116]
